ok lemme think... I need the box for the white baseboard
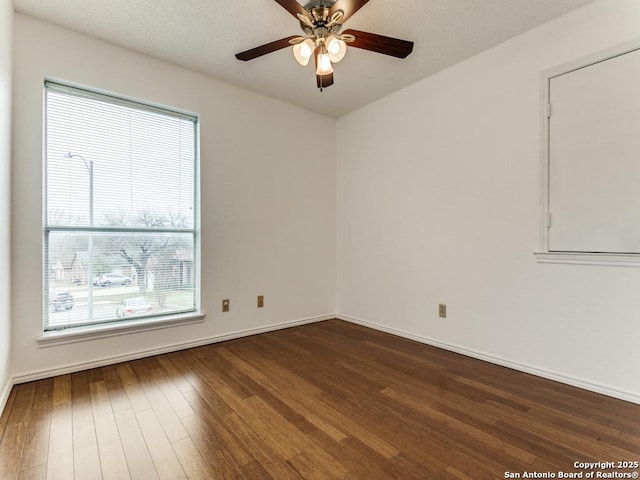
[338,314,640,406]
[12,314,334,385]
[0,376,12,419]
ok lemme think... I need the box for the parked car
[49,290,74,312]
[94,273,132,287]
[115,297,152,318]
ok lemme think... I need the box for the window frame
[42,80,202,335]
[535,38,640,267]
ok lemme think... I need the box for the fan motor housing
[303,0,337,10]
[301,0,341,35]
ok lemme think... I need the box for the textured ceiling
[12,0,597,117]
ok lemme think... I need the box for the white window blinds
[44,82,198,331]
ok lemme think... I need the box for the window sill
[534,251,640,267]
[37,312,206,348]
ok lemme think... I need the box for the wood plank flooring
[0,319,638,479]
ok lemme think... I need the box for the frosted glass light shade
[293,39,315,66]
[316,52,333,75]
[326,36,347,63]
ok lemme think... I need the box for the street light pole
[64,153,94,322]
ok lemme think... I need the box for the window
[537,41,640,265]
[44,82,198,331]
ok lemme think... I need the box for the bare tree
[99,209,189,296]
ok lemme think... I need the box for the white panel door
[549,48,640,253]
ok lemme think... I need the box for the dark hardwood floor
[0,319,638,479]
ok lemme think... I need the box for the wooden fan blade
[317,72,334,89]
[273,0,308,19]
[329,0,370,23]
[235,36,298,61]
[342,29,414,58]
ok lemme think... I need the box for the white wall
[11,14,336,379]
[10,0,640,405]
[0,0,12,408]
[337,0,640,403]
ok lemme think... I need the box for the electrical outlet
[257,295,264,308]
[439,304,447,318]
[222,299,230,312]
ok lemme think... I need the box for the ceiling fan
[235,0,414,91]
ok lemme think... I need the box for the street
[49,283,139,328]
[48,301,124,328]
[48,283,191,328]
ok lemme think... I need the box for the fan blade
[342,29,414,58]
[317,72,334,89]
[235,36,298,61]
[273,0,308,19]
[329,0,370,23]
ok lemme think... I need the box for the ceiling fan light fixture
[293,38,315,66]
[326,35,347,63]
[235,0,414,92]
